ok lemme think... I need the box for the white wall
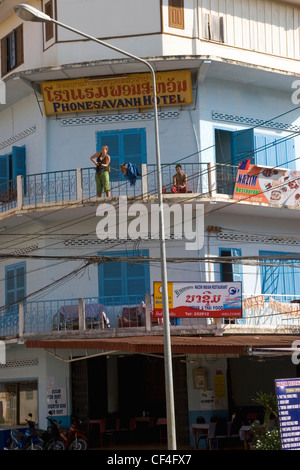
[0,343,70,430]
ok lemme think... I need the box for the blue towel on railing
[122,162,140,186]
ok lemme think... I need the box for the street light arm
[14,2,176,450]
[15,4,153,72]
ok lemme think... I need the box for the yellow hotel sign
[41,70,193,115]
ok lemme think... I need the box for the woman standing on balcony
[90,145,111,197]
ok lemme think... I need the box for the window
[96,129,146,182]
[169,0,184,29]
[215,128,295,195]
[0,381,37,425]
[98,250,150,304]
[0,146,26,202]
[44,1,54,41]
[254,134,295,169]
[260,251,300,296]
[5,262,26,314]
[220,248,242,283]
[1,24,23,77]
[220,248,242,324]
[203,14,224,42]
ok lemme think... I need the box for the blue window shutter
[254,134,295,169]
[231,248,242,282]
[123,129,146,166]
[231,129,254,165]
[254,134,267,166]
[5,262,26,313]
[276,137,295,169]
[97,132,121,182]
[98,250,150,303]
[260,250,299,295]
[96,129,146,182]
[12,146,26,193]
[0,154,10,196]
[12,146,26,178]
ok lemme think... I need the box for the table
[239,425,251,450]
[135,416,155,443]
[156,418,167,443]
[191,423,210,450]
[239,424,265,450]
[89,419,106,447]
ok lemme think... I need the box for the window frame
[44,0,54,42]
[96,128,146,183]
[259,250,300,296]
[1,24,23,77]
[98,250,150,304]
[219,248,242,283]
[0,380,38,425]
[5,262,26,309]
[169,0,184,29]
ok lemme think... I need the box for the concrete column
[145,293,152,332]
[17,175,24,210]
[76,168,83,202]
[208,162,217,197]
[18,302,24,341]
[141,164,148,200]
[78,298,86,331]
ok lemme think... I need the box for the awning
[25,334,300,355]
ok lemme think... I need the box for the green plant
[250,392,281,450]
[250,424,281,450]
[252,391,278,429]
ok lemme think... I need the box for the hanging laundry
[120,162,140,186]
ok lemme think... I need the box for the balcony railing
[241,294,300,327]
[0,293,299,339]
[0,162,226,214]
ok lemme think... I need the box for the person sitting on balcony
[90,145,111,197]
[171,164,188,193]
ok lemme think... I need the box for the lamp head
[14,4,51,22]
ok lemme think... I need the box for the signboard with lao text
[41,70,193,115]
[47,387,67,416]
[275,378,300,450]
[153,281,242,318]
[233,164,300,207]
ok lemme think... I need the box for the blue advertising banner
[275,378,300,450]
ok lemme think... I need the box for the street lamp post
[14,4,177,449]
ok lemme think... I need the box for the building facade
[0,0,299,449]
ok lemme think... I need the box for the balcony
[0,162,224,215]
[1,162,299,224]
[0,293,299,341]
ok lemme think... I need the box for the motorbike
[38,412,65,450]
[5,414,44,450]
[59,416,88,450]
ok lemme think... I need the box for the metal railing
[147,163,210,195]
[24,170,77,205]
[0,178,17,213]
[0,295,145,338]
[0,293,299,339]
[0,162,226,214]
[241,293,300,327]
